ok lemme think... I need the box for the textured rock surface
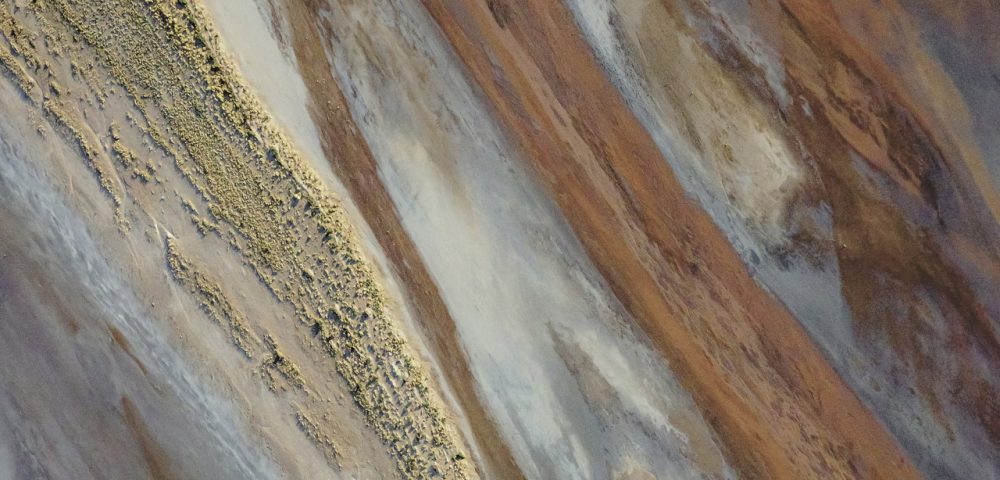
[0,0,997,479]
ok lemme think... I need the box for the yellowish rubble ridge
[0,0,473,477]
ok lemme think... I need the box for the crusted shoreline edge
[0,0,473,477]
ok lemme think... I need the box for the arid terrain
[0,0,997,479]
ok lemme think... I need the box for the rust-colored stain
[110,325,150,378]
[121,396,177,480]
[414,0,932,477]
[772,0,1000,455]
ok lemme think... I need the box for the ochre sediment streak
[0,7,39,95]
[121,396,178,480]
[166,237,260,358]
[260,333,307,391]
[41,98,126,219]
[0,0,473,477]
[295,409,342,468]
[0,43,34,96]
[417,0,921,478]
[280,1,525,478]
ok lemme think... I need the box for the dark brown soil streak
[416,0,924,478]
[121,396,177,480]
